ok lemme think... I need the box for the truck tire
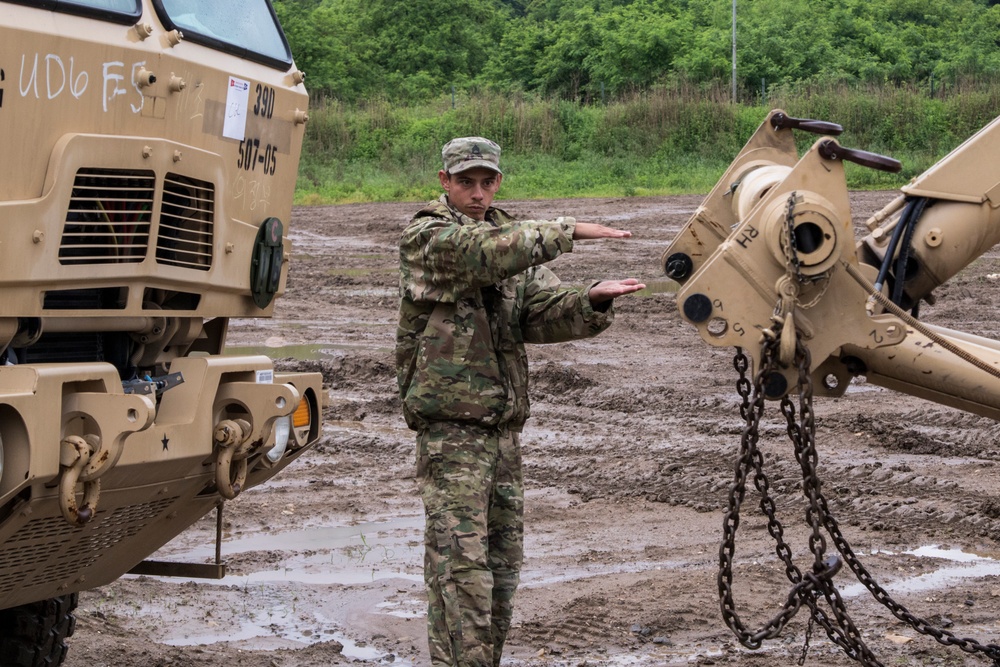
[0,593,78,667]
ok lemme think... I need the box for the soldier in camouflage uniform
[396,137,645,666]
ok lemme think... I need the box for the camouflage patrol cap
[441,136,503,175]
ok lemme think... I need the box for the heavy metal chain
[719,341,882,664]
[780,341,883,665]
[782,191,804,284]
[784,343,1000,663]
[719,332,1000,665]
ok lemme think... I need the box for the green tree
[273,0,373,99]
[585,2,686,91]
[355,0,508,100]
[276,0,1000,102]
[277,0,507,101]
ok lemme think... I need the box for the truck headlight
[267,415,291,463]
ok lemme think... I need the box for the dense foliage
[294,83,1000,203]
[274,0,1000,102]
[276,0,1000,204]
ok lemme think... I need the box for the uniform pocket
[450,299,475,363]
[405,301,507,425]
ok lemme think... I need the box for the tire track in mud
[69,193,1000,667]
[526,350,1000,556]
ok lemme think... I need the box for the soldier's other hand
[573,222,632,240]
[589,279,646,305]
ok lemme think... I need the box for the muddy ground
[66,191,1000,667]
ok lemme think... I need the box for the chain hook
[214,418,252,499]
[59,435,101,525]
[720,323,1000,666]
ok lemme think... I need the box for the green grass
[293,152,733,205]
[293,84,997,205]
[486,152,731,201]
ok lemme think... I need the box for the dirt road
[66,192,1000,667]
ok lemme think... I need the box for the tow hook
[59,435,102,525]
[214,419,253,499]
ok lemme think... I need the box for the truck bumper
[0,355,324,609]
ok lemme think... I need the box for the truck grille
[59,168,155,264]
[156,173,215,271]
[59,169,215,271]
[0,497,178,598]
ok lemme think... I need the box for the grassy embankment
[295,83,1000,205]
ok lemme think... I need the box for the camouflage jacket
[396,195,614,432]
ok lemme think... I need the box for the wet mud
[66,192,1000,666]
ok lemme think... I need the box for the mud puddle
[67,192,1000,667]
[839,545,1000,597]
[144,515,424,587]
[227,342,389,360]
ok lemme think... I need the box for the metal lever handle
[770,111,843,136]
[818,139,902,173]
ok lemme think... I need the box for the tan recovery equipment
[662,110,1000,664]
[0,2,323,664]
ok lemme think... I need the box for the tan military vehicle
[0,1,323,664]
[662,110,1000,664]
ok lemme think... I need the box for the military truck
[0,1,323,664]
[662,110,1000,664]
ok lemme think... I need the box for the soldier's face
[439,167,502,221]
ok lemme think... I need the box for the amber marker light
[292,395,311,429]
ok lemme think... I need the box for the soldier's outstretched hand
[573,222,632,239]
[589,278,646,305]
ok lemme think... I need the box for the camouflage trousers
[417,422,524,667]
